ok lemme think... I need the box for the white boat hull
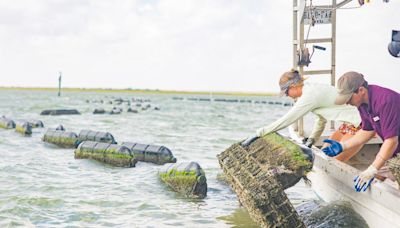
[289,127,400,228]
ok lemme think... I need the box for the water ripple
[0,91,314,227]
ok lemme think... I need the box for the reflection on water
[217,208,259,228]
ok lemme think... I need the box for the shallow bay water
[0,90,320,227]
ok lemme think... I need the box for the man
[322,71,400,192]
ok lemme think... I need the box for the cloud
[0,0,398,93]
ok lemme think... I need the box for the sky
[0,0,399,93]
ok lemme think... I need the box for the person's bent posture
[242,69,360,152]
[322,71,400,192]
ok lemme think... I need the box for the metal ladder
[292,0,353,136]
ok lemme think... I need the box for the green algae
[0,123,8,129]
[1,117,16,129]
[74,142,137,167]
[261,133,312,172]
[42,130,79,148]
[43,136,79,148]
[159,162,207,199]
[160,171,198,189]
[15,123,32,135]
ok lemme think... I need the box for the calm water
[0,90,318,227]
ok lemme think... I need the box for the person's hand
[354,165,377,192]
[241,135,259,148]
[321,139,343,157]
[303,138,315,148]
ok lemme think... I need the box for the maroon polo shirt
[358,85,400,157]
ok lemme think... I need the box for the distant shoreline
[0,87,277,97]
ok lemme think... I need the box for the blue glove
[354,165,377,192]
[321,139,343,157]
[241,135,259,148]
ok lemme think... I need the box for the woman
[242,69,361,161]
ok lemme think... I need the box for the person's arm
[256,95,317,136]
[354,95,400,191]
[341,129,375,150]
[309,114,327,141]
[371,95,400,168]
[322,120,375,157]
[372,136,399,169]
[354,135,398,192]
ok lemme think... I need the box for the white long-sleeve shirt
[256,83,361,140]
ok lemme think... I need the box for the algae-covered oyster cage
[239,132,313,185]
[159,162,207,199]
[245,132,313,188]
[74,141,137,167]
[15,121,32,135]
[78,130,116,144]
[0,116,16,129]
[122,142,177,165]
[42,129,80,148]
[217,132,313,228]
[387,156,400,187]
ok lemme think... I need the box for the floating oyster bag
[122,142,177,165]
[74,141,136,167]
[104,144,134,167]
[217,133,313,228]
[15,121,32,135]
[25,119,44,128]
[42,130,79,148]
[78,130,116,144]
[0,117,15,129]
[387,156,400,186]
[159,162,207,199]
[75,141,97,159]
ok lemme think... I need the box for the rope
[316,5,362,11]
[304,0,314,49]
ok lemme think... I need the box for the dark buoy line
[172,96,293,106]
[86,96,160,115]
[40,109,81,115]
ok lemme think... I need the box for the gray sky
[0,0,399,93]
